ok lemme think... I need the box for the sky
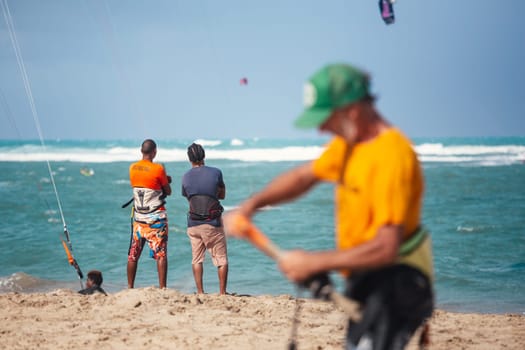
[1,0,524,140]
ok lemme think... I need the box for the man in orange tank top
[128,139,172,289]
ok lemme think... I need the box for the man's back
[130,159,166,190]
[182,165,224,198]
[182,165,225,228]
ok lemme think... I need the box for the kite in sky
[379,0,395,25]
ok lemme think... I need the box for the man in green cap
[227,63,434,349]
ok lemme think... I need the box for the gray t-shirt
[181,166,225,227]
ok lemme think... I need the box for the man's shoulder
[184,166,222,174]
[377,128,415,154]
[204,165,222,173]
[130,159,154,169]
[182,168,194,177]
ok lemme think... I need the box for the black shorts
[345,264,434,350]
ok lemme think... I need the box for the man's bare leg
[192,262,204,294]
[218,264,228,295]
[157,257,167,289]
[127,260,138,288]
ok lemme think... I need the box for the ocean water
[0,137,524,314]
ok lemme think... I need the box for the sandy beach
[0,288,523,349]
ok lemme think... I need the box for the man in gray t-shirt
[181,143,228,295]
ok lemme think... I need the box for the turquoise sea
[0,137,524,314]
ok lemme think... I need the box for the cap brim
[294,108,332,129]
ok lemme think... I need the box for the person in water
[78,270,107,295]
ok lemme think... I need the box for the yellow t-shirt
[312,128,427,274]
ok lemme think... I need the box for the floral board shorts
[128,211,168,261]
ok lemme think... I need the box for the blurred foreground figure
[227,63,434,349]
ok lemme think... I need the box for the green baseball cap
[294,63,370,128]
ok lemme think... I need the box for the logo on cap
[303,82,317,108]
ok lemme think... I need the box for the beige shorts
[187,224,228,266]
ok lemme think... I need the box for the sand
[0,288,523,349]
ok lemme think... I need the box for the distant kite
[379,0,395,25]
[240,77,248,85]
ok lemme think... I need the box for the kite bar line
[1,0,84,288]
[61,228,84,289]
[225,213,360,317]
[226,213,283,260]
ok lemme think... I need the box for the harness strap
[133,187,165,214]
[399,226,428,256]
[397,226,434,281]
[188,194,223,221]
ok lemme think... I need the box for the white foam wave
[416,143,525,156]
[418,155,522,165]
[193,139,222,147]
[113,179,129,185]
[0,146,325,163]
[0,272,66,293]
[204,146,323,162]
[230,138,244,146]
[1,143,524,165]
[415,143,525,165]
